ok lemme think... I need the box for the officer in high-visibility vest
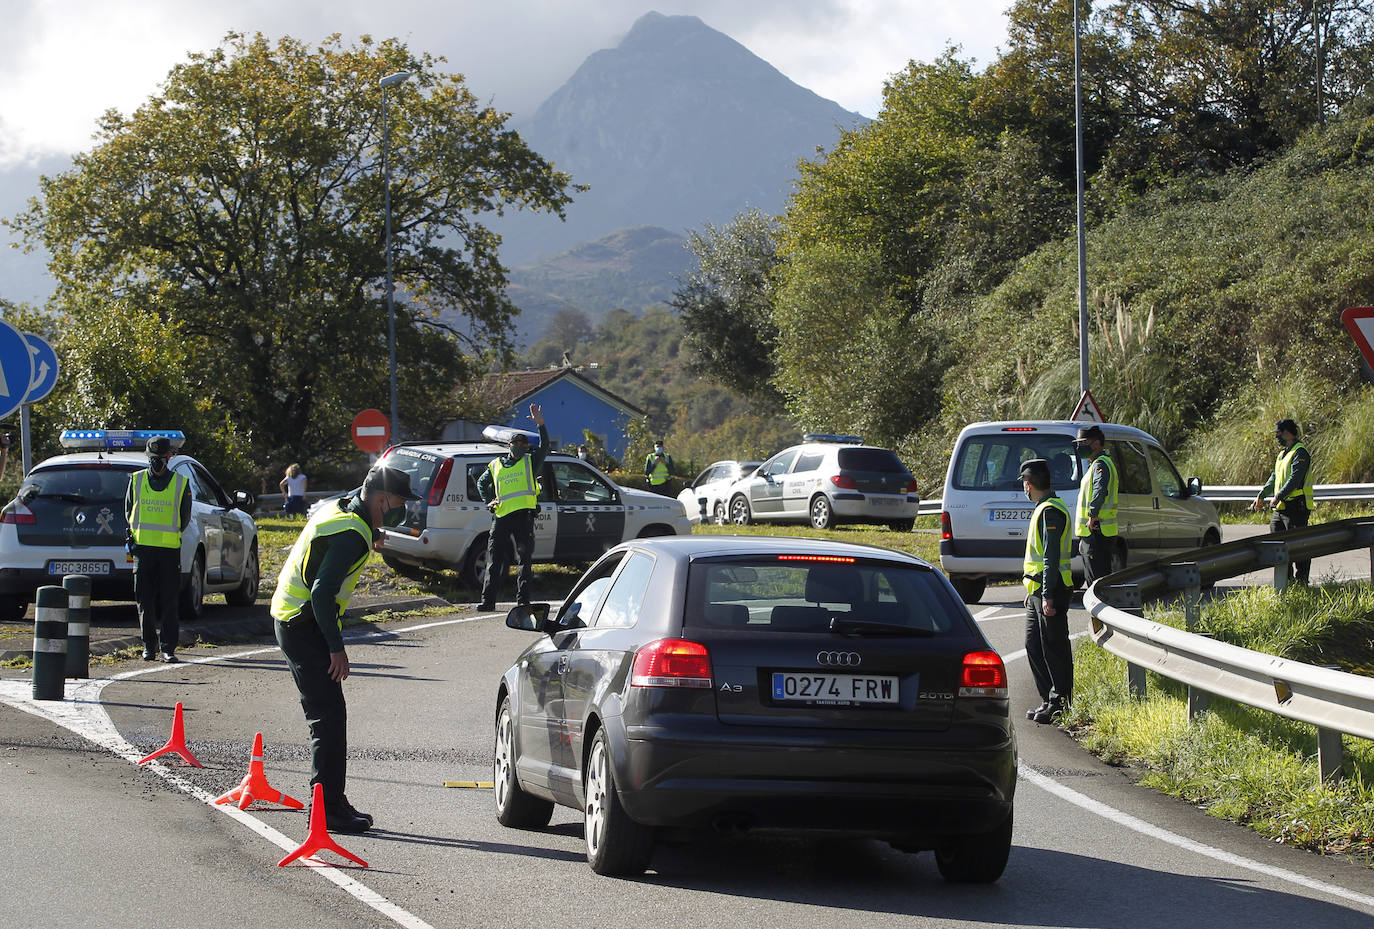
[1072,424,1119,587]
[644,439,674,495]
[123,436,191,663]
[1020,458,1073,725]
[272,463,419,834]
[1252,418,1314,584]
[476,403,549,611]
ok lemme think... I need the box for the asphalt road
[2,532,1373,928]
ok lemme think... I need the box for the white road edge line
[0,613,498,929]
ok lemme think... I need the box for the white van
[939,421,1221,603]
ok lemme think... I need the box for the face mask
[1025,487,1035,503]
[148,456,168,472]
[509,444,526,460]
[383,504,408,528]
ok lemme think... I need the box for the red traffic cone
[214,733,304,810]
[137,702,203,768]
[278,783,368,868]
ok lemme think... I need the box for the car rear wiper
[34,492,89,503]
[829,617,934,637]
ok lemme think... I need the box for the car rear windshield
[380,447,446,501]
[951,432,1081,491]
[16,463,136,545]
[836,448,909,473]
[683,557,975,639]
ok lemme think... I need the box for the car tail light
[941,511,953,541]
[427,458,454,507]
[829,474,856,489]
[959,651,1008,698]
[1,504,35,525]
[631,638,712,689]
[905,479,919,494]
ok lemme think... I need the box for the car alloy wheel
[810,495,835,530]
[493,696,553,829]
[584,730,654,875]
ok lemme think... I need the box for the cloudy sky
[1,0,1012,169]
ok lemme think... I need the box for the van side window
[1146,446,1185,498]
[1111,441,1152,495]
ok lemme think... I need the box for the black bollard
[63,574,91,679]
[32,585,68,701]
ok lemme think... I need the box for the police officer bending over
[271,464,419,833]
[477,403,549,611]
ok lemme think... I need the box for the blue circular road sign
[0,320,34,420]
[22,333,59,404]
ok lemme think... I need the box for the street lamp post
[1074,0,1089,397]
[380,70,412,442]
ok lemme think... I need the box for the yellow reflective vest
[488,457,538,517]
[1024,495,1073,596]
[1075,451,1119,538]
[270,502,372,627]
[129,470,187,549]
[1273,442,1314,511]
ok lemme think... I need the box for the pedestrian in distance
[476,403,549,611]
[1251,418,1314,584]
[270,463,419,833]
[124,436,192,663]
[1020,458,1073,725]
[644,439,674,495]
[280,462,309,517]
[1072,424,1119,589]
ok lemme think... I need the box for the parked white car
[939,420,1220,603]
[367,437,692,588]
[677,459,761,524]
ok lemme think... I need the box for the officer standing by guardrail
[1252,418,1314,584]
[1020,458,1073,725]
[1072,424,1119,586]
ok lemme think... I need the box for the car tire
[225,544,259,607]
[493,696,554,829]
[460,538,489,591]
[584,729,654,876]
[712,501,728,526]
[0,594,27,622]
[935,809,1012,883]
[888,517,916,532]
[951,576,987,604]
[729,495,752,526]
[179,551,206,619]
[382,554,430,581]
[809,495,835,530]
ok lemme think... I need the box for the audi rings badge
[816,651,861,667]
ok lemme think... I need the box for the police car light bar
[481,425,541,449]
[60,429,187,452]
[802,433,863,445]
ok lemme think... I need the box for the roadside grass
[1070,581,1374,863]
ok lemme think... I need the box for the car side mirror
[1186,476,1202,497]
[506,602,551,632]
[234,490,255,511]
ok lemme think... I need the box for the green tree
[7,33,576,487]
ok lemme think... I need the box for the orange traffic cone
[214,733,304,811]
[278,783,368,868]
[137,702,203,768]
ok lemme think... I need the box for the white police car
[368,426,692,588]
[0,430,260,621]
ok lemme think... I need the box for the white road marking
[1,609,1368,914]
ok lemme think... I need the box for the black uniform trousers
[275,611,349,810]
[1078,530,1114,587]
[133,545,181,653]
[1271,499,1311,584]
[1025,586,1073,707]
[481,507,536,606]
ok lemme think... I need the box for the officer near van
[1072,424,1119,587]
[644,439,674,495]
[477,403,549,610]
[271,463,420,833]
[1252,418,1314,584]
[1020,458,1073,724]
[124,436,192,663]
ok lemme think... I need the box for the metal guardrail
[1083,516,1374,782]
[918,483,1374,516]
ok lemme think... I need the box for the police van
[939,420,1221,603]
[366,428,692,587]
[0,430,260,620]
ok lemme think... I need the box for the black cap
[1275,418,1298,436]
[146,436,173,456]
[1072,425,1105,446]
[1018,458,1051,484]
[362,465,420,500]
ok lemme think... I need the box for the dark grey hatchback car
[493,536,1017,880]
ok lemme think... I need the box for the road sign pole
[19,403,31,476]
